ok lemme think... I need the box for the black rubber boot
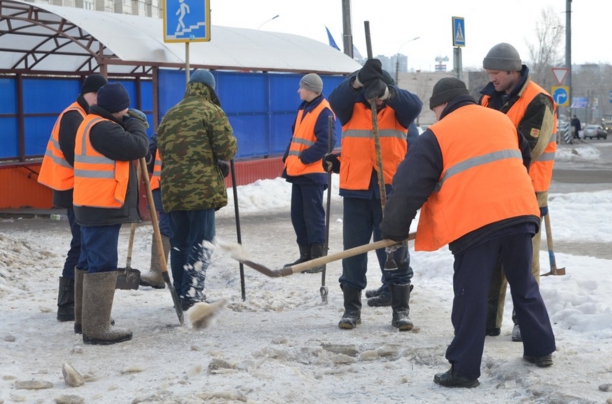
[367,289,391,307]
[390,284,413,331]
[73,267,86,334]
[434,366,480,388]
[303,243,326,274]
[284,245,310,268]
[338,284,361,329]
[82,271,132,345]
[57,276,75,322]
[365,286,384,299]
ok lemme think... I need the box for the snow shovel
[116,223,141,290]
[320,115,334,304]
[139,157,184,325]
[541,212,566,276]
[237,233,416,278]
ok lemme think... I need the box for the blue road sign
[552,86,569,107]
[609,90,612,103]
[452,17,465,47]
[163,0,210,43]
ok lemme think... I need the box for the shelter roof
[0,0,360,75]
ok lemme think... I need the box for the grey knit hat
[429,77,469,109]
[190,69,216,89]
[300,73,323,93]
[483,43,522,71]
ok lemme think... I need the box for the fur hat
[189,70,216,90]
[483,43,522,71]
[429,77,469,109]
[96,83,130,113]
[300,73,323,93]
[81,74,107,96]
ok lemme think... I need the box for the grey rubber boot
[338,284,362,329]
[390,284,414,331]
[139,234,169,289]
[82,271,132,345]
[303,243,326,274]
[73,267,86,334]
[57,276,75,322]
[284,245,310,268]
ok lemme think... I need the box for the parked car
[582,125,608,140]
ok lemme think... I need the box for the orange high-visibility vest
[482,81,557,193]
[38,102,86,191]
[73,115,130,208]
[284,100,332,176]
[150,149,161,191]
[339,103,407,190]
[416,105,539,251]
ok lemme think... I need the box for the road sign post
[552,86,569,107]
[163,0,211,83]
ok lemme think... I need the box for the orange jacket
[284,99,330,176]
[339,103,407,190]
[482,81,556,194]
[150,149,161,191]
[73,115,130,208]
[416,105,540,251]
[38,102,86,191]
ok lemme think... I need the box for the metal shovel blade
[116,266,141,290]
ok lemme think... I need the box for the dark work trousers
[78,224,121,273]
[169,209,215,302]
[290,183,326,246]
[62,207,81,279]
[446,232,556,379]
[152,188,171,238]
[339,197,413,291]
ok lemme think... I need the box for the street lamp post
[258,14,280,30]
[395,36,420,85]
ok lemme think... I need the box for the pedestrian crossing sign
[452,17,465,47]
[163,0,210,43]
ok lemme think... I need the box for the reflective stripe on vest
[38,102,86,191]
[482,81,557,193]
[151,149,161,190]
[339,103,407,190]
[73,116,130,208]
[415,105,539,252]
[284,99,332,176]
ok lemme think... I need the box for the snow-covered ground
[1,143,611,403]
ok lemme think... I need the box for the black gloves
[364,79,388,101]
[357,59,383,84]
[217,160,230,178]
[322,153,340,174]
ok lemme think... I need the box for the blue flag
[325,26,341,51]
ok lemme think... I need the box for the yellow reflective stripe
[435,149,522,192]
[535,151,555,162]
[44,149,73,168]
[291,138,314,146]
[343,129,406,139]
[73,169,115,179]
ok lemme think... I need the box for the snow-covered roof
[0,0,361,75]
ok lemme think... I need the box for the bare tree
[526,6,565,89]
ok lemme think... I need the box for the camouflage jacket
[158,82,237,212]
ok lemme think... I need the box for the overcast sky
[210,0,610,73]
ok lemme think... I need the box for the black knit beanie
[429,77,469,109]
[81,74,108,96]
[96,83,130,113]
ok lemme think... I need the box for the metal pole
[185,42,190,85]
[566,0,572,117]
[341,0,353,58]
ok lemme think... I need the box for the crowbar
[238,233,416,278]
